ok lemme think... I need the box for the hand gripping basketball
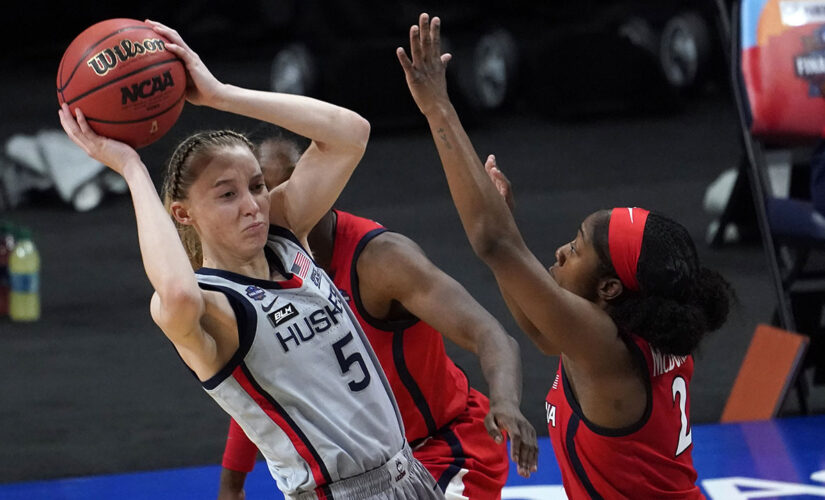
[144,20,224,108]
[57,18,187,148]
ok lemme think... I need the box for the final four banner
[741,0,825,138]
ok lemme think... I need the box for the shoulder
[353,231,438,302]
[357,231,427,272]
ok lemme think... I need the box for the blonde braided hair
[162,130,255,269]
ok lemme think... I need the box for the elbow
[506,334,521,356]
[469,228,514,264]
[158,285,203,315]
[335,109,370,153]
[349,113,370,152]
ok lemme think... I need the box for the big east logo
[120,70,175,104]
[796,26,825,95]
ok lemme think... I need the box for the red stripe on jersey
[279,274,303,289]
[232,365,329,488]
[315,484,333,499]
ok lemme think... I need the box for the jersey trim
[435,427,467,493]
[233,362,334,489]
[566,414,605,500]
[560,339,653,437]
[349,228,419,332]
[392,328,439,436]
[196,283,258,390]
[195,266,303,290]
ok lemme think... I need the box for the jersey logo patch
[268,302,299,326]
[245,285,266,301]
[310,267,322,288]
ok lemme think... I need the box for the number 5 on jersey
[332,332,371,392]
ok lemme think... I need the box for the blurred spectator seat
[721,324,809,422]
[729,0,825,411]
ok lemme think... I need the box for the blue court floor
[2,415,824,499]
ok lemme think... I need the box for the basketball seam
[64,57,182,106]
[58,55,66,105]
[82,92,185,125]
[58,25,158,92]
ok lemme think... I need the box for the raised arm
[397,14,620,369]
[483,154,559,355]
[148,20,369,242]
[58,105,219,378]
[357,232,537,477]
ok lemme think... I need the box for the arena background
[1,0,824,486]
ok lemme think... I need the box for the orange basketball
[57,19,187,149]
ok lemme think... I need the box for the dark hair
[161,129,255,269]
[592,210,733,356]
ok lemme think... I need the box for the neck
[307,210,336,269]
[202,248,270,279]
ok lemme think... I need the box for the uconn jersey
[195,225,405,497]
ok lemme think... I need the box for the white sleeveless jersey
[195,226,405,497]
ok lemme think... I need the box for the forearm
[122,161,200,299]
[476,329,523,408]
[498,282,559,355]
[212,85,369,152]
[424,103,522,258]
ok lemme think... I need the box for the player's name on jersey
[269,288,346,353]
[651,348,688,377]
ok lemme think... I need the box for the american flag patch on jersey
[291,252,311,278]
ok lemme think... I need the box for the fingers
[513,421,538,478]
[420,13,432,53]
[58,104,91,156]
[440,53,452,68]
[396,47,413,73]
[483,412,504,444]
[75,108,95,137]
[484,154,497,172]
[145,19,190,51]
[409,24,423,64]
[431,17,442,54]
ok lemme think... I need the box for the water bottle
[0,222,13,317]
[9,226,40,322]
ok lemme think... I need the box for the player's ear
[170,201,193,226]
[597,276,622,302]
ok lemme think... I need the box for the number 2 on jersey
[332,332,371,392]
[672,375,692,456]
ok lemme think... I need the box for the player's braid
[161,129,255,269]
[164,130,254,202]
[164,136,202,201]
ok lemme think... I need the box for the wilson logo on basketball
[87,38,168,77]
[120,70,175,104]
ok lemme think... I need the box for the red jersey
[545,335,704,499]
[329,210,470,443]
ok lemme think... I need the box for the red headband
[608,207,649,291]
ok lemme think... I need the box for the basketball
[57,18,187,149]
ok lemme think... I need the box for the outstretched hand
[484,154,515,212]
[146,20,224,107]
[484,401,539,478]
[396,13,453,116]
[58,103,140,176]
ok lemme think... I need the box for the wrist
[208,83,234,111]
[121,159,149,184]
[423,99,455,119]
